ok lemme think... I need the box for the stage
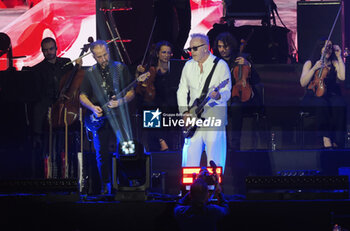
[1,62,350,230]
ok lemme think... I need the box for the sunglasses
[185,44,206,52]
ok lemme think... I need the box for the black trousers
[300,91,347,147]
[92,122,117,188]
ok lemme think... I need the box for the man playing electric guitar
[79,40,135,195]
[177,33,231,173]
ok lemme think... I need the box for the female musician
[136,41,175,151]
[300,39,346,148]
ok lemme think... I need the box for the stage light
[117,139,145,160]
[113,140,150,201]
[120,140,136,155]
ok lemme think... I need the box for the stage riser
[2,149,350,197]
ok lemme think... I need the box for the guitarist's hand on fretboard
[107,95,121,109]
[210,90,221,100]
[92,105,103,118]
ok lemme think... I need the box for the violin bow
[62,37,120,67]
[141,17,157,66]
[320,4,342,61]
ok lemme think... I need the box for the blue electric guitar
[84,72,149,132]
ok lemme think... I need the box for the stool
[298,110,317,149]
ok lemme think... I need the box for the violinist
[135,41,175,151]
[213,32,262,151]
[300,39,346,149]
[79,40,134,195]
[29,37,81,178]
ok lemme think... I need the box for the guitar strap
[198,57,220,103]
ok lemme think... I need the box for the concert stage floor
[1,192,350,231]
[1,147,350,231]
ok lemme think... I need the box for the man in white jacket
[177,33,231,172]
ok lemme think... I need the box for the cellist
[28,37,82,178]
[213,32,262,151]
[300,39,346,149]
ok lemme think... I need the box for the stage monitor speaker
[297,1,343,63]
[246,175,349,200]
[0,179,79,194]
[150,151,182,195]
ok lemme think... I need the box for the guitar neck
[115,79,137,99]
[195,87,219,114]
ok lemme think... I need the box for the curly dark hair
[213,32,238,58]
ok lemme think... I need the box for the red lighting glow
[182,167,222,185]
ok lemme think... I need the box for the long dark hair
[149,40,173,67]
[309,37,337,64]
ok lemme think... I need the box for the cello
[231,32,253,102]
[51,38,93,127]
[50,38,92,178]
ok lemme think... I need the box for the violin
[307,5,342,97]
[135,65,156,102]
[51,38,93,127]
[231,34,253,102]
[307,42,332,97]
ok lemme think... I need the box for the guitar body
[183,98,203,139]
[183,125,197,139]
[84,111,106,132]
[83,72,150,132]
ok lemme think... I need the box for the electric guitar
[84,72,150,132]
[183,79,229,138]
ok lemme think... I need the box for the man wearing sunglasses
[177,33,231,173]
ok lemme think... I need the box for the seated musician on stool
[135,41,175,151]
[79,40,135,194]
[300,39,346,149]
[29,37,81,178]
[213,32,262,151]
